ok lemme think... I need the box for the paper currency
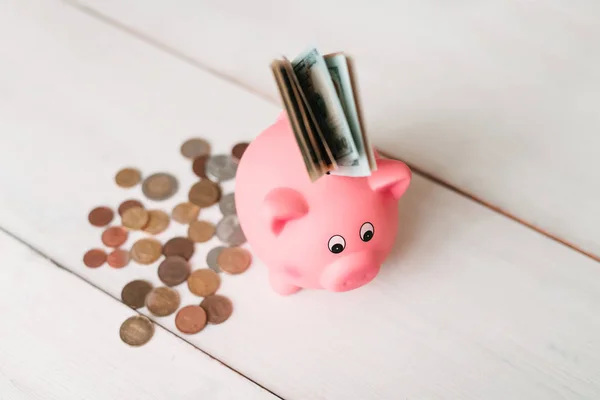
[325,53,374,177]
[292,48,360,167]
[270,47,376,181]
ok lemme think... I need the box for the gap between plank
[65,0,600,265]
[0,225,286,400]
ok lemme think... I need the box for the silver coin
[219,193,236,216]
[206,246,225,273]
[216,215,246,246]
[141,173,178,201]
[206,154,237,182]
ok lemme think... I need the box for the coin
[142,173,178,201]
[188,220,215,243]
[217,247,252,275]
[163,237,195,260]
[200,295,233,325]
[88,206,114,227]
[120,315,154,346]
[122,207,149,230]
[130,238,162,265]
[146,287,180,317]
[218,193,236,216]
[188,180,221,208]
[192,155,209,178]
[101,226,128,248]
[172,202,200,224]
[121,279,153,309]
[107,249,130,268]
[158,256,191,287]
[216,215,246,246]
[205,154,237,182]
[175,305,207,334]
[181,138,211,159]
[206,246,225,273]
[143,210,170,234]
[83,248,107,268]
[231,142,249,163]
[187,269,220,297]
[115,168,142,188]
[118,199,144,217]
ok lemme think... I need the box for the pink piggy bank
[235,112,412,295]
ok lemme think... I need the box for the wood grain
[1,1,600,399]
[69,0,600,258]
[0,230,278,400]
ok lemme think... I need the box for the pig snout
[319,251,380,292]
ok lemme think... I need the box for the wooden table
[1,1,599,399]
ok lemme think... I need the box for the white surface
[70,0,600,258]
[1,1,600,399]
[0,230,276,400]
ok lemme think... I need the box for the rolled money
[292,47,360,167]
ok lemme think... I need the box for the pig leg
[269,271,301,296]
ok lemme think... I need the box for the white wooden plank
[69,0,600,258]
[1,1,600,399]
[0,230,278,400]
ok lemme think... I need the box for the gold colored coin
[188,220,215,243]
[188,180,221,208]
[181,138,211,159]
[143,210,170,234]
[172,202,200,224]
[145,287,180,317]
[120,315,154,346]
[130,238,162,265]
[187,269,220,297]
[175,305,207,334]
[122,207,149,230]
[217,247,252,275]
[142,173,178,201]
[121,280,153,309]
[115,168,142,188]
[200,295,233,325]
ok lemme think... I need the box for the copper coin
[118,199,144,217]
[217,247,252,275]
[107,248,130,268]
[131,238,162,265]
[192,155,209,178]
[88,206,114,227]
[120,315,154,346]
[187,269,220,297]
[143,210,170,234]
[101,226,129,248]
[188,180,221,208]
[188,220,215,243]
[83,248,106,268]
[115,168,142,188]
[200,295,233,325]
[145,287,180,317]
[142,173,178,201]
[231,142,249,163]
[121,280,153,309]
[163,237,194,260]
[172,202,200,224]
[158,256,191,287]
[122,207,149,230]
[181,138,211,159]
[175,305,207,334]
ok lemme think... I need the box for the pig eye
[328,235,346,254]
[360,222,374,242]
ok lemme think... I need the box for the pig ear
[263,188,309,236]
[368,159,412,200]
[275,110,288,123]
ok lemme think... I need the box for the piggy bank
[235,112,411,295]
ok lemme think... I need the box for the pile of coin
[84,138,252,346]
